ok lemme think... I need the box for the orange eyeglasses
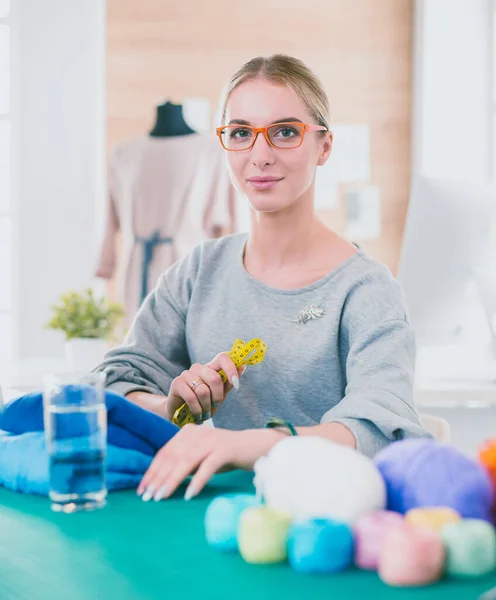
[216,122,328,152]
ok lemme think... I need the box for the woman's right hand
[165,353,246,423]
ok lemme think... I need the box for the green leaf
[45,288,125,341]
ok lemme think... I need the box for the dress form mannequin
[149,101,196,137]
[97,100,236,325]
[126,101,197,302]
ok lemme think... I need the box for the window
[0,3,11,379]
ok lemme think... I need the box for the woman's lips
[247,177,283,191]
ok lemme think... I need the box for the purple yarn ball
[374,439,495,523]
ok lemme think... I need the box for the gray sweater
[95,233,428,457]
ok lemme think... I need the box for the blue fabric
[0,389,179,495]
[0,389,179,456]
[0,430,154,495]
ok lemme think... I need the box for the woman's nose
[250,132,275,168]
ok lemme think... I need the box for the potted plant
[46,288,124,372]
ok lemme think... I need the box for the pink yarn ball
[353,511,405,570]
[378,522,445,587]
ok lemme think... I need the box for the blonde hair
[220,54,330,130]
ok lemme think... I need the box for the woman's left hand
[137,425,281,502]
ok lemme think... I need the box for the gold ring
[190,379,204,391]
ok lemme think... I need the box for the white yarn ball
[253,436,386,524]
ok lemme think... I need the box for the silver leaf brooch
[289,304,326,325]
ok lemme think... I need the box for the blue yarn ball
[205,493,261,552]
[374,439,495,523]
[287,518,354,574]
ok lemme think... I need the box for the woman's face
[223,78,332,215]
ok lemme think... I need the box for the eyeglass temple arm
[305,124,328,132]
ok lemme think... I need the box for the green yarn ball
[441,519,496,577]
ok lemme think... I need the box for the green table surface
[0,471,495,600]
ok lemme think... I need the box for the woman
[95,54,428,503]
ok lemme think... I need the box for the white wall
[412,0,493,183]
[16,0,105,361]
[422,405,496,457]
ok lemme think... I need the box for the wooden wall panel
[107,0,413,274]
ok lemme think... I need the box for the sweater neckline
[235,234,364,297]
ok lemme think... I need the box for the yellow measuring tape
[172,338,267,427]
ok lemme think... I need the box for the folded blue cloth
[0,430,154,495]
[0,389,179,496]
[0,389,179,456]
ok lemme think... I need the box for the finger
[211,363,248,416]
[141,458,188,502]
[169,379,203,422]
[222,364,245,397]
[184,452,225,500]
[148,458,192,502]
[206,353,239,389]
[152,455,206,501]
[138,424,195,496]
[138,444,174,496]
[197,366,224,408]
[183,371,212,417]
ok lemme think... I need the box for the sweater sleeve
[92,247,201,397]
[321,267,431,457]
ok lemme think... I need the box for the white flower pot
[65,338,108,373]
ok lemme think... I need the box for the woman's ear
[317,131,333,166]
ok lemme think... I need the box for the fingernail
[153,484,168,502]
[184,486,196,501]
[137,484,145,496]
[194,414,202,422]
[232,375,239,391]
[142,483,156,502]
[205,411,211,420]
[241,366,247,376]
[213,402,221,407]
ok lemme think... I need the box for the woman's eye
[230,128,252,139]
[273,126,299,138]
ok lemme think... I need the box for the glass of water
[43,371,107,513]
